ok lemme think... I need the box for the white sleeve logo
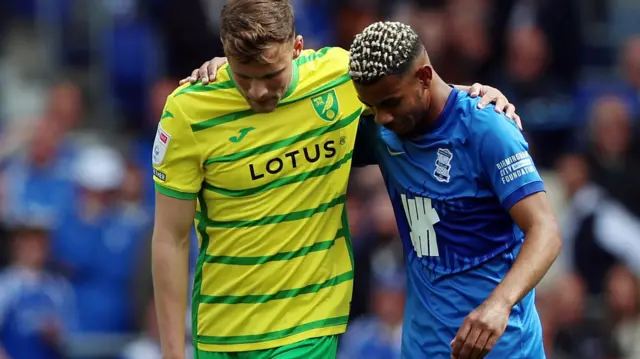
[401,194,440,257]
[495,151,536,184]
[152,124,171,166]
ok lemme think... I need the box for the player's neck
[280,59,298,103]
[418,77,452,134]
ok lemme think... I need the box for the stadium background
[0,0,639,358]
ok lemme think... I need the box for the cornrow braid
[349,21,422,85]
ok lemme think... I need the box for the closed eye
[379,97,401,108]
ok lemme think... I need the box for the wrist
[486,291,517,309]
[161,344,186,359]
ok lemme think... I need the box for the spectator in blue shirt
[0,219,77,359]
[1,119,76,228]
[52,144,149,334]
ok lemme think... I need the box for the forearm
[488,225,561,307]
[152,231,191,358]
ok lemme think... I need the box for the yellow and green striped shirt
[152,47,366,352]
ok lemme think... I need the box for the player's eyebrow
[378,97,401,108]
[360,96,401,108]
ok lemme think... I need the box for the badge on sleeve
[152,124,171,165]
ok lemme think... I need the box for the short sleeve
[471,107,544,210]
[152,97,204,200]
[352,115,379,167]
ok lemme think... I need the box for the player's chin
[388,126,414,138]
[250,100,279,113]
[384,120,415,137]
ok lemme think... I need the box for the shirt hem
[193,325,346,352]
[501,181,545,210]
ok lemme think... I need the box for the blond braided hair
[349,21,421,85]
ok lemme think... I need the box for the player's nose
[375,111,394,126]
[248,81,268,100]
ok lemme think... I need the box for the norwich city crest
[311,89,339,121]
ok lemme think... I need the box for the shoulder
[297,47,349,70]
[0,270,21,305]
[156,95,193,134]
[295,47,350,86]
[0,269,21,288]
[454,91,523,142]
[170,63,237,100]
[166,67,246,124]
[293,47,361,108]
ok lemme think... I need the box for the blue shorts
[401,249,546,359]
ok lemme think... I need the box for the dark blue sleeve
[352,115,379,167]
[471,107,545,210]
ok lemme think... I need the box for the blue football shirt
[354,88,547,358]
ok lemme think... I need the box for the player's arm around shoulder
[151,95,203,359]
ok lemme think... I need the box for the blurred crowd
[0,0,639,358]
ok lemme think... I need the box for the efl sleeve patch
[152,124,171,166]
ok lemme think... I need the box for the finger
[199,62,211,84]
[476,86,495,109]
[179,77,189,85]
[469,330,491,359]
[493,97,507,114]
[476,95,494,109]
[189,69,200,84]
[469,83,482,97]
[206,57,227,82]
[504,104,516,120]
[514,114,523,130]
[450,321,472,358]
[457,327,483,359]
[478,333,499,359]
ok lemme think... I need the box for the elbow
[152,226,192,249]
[543,215,562,260]
[524,212,562,261]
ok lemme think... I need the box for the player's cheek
[234,78,251,95]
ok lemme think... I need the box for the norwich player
[151,1,517,359]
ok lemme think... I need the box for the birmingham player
[349,22,561,359]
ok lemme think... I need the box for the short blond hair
[220,0,296,63]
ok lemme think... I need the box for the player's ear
[416,65,433,88]
[292,35,304,59]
